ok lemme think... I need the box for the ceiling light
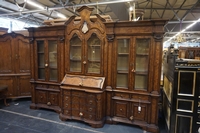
[164,19,200,44]
[26,0,45,9]
[56,12,66,19]
[129,7,133,11]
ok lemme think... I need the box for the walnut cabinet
[28,26,65,113]
[0,32,31,98]
[104,20,166,133]
[27,6,166,133]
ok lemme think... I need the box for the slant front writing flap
[61,74,105,89]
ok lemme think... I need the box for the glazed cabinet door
[36,39,58,82]
[133,38,150,91]
[67,32,104,76]
[114,37,131,89]
[114,37,151,91]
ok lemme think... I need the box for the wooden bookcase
[28,25,65,113]
[27,6,166,133]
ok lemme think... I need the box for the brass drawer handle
[120,108,123,111]
[89,100,93,104]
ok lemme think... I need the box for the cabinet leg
[4,98,9,106]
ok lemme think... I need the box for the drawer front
[63,95,71,109]
[131,94,149,101]
[84,113,96,121]
[86,106,96,114]
[63,109,71,115]
[72,110,85,118]
[72,91,85,97]
[36,90,48,104]
[63,90,71,95]
[48,85,60,90]
[86,99,96,107]
[114,101,129,118]
[114,92,130,99]
[131,103,147,121]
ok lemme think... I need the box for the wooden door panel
[48,92,59,106]
[0,37,13,73]
[18,75,31,96]
[17,37,30,73]
[114,101,129,118]
[36,90,48,104]
[0,76,15,97]
[131,103,147,121]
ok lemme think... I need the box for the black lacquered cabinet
[163,46,200,133]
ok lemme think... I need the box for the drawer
[87,94,96,100]
[48,85,59,90]
[63,90,71,95]
[71,103,79,109]
[72,110,85,118]
[114,101,129,118]
[63,109,71,115]
[131,94,149,101]
[86,107,96,114]
[86,99,96,106]
[63,102,71,109]
[84,113,96,121]
[36,84,48,89]
[72,91,85,96]
[63,95,71,102]
[114,92,130,99]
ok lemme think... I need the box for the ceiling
[0,0,200,44]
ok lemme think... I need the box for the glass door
[134,38,150,91]
[36,39,58,81]
[87,33,101,74]
[116,38,130,88]
[48,40,57,81]
[37,40,45,80]
[69,34,82,73]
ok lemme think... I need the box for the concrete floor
[0,98,167,133]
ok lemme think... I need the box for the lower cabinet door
[113,101,129,118]
[49,92,59,106]
[36,90,48,104]
[130,103,148,121]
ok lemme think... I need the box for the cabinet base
[59,113,105,128]
[30,103,61,113]
[106,116,159,133]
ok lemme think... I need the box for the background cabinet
[163,46,200,133]
[0,32,31,98]
[28,26,65,113]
